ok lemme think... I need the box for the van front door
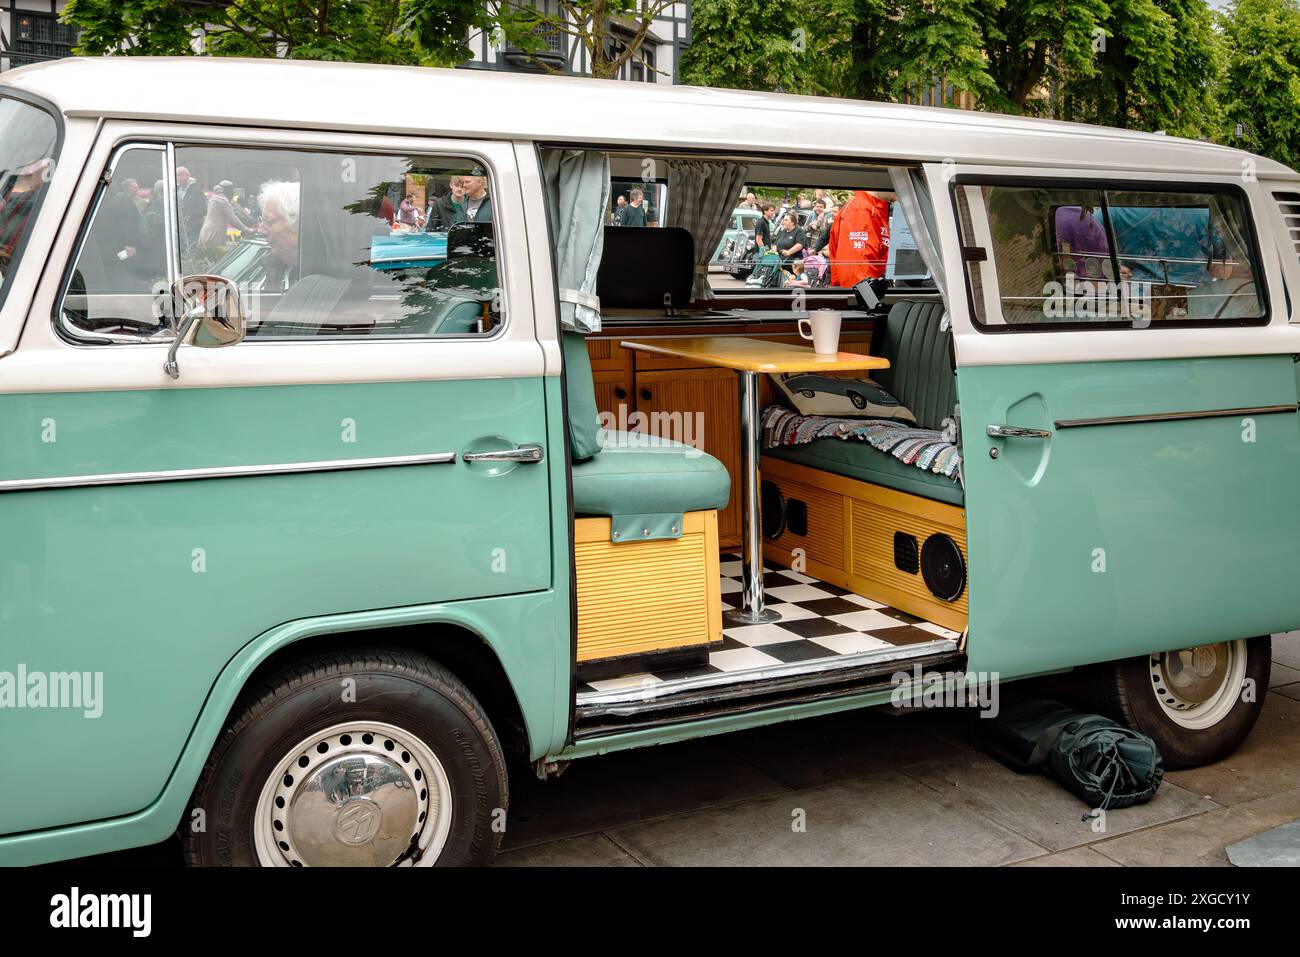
[935,166,1300,678]
[0,129,558,836]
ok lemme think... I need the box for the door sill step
[575,637,959,724]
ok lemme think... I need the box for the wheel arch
[0,600,557,867]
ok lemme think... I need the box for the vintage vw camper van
[1,58,1297,867]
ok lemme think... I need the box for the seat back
[875,300,956,431]
[596,226,695,309]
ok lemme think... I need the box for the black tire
[1101,636,1270,769]
[181,647,508,867]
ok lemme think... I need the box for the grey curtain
[889,166,948,314]
[541,148,609,333]
[665,160,749,301]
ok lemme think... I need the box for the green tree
[1059,0,1222,136]
[64,0,499,66]
[678,0,819,92]
[1220,0,1300,165]
[975,0,1111,113]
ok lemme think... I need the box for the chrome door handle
[987,424,1052,439]
[462,443,544,463]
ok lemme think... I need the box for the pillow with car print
[773,373,916,423]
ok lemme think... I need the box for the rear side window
[0,96,59,309]
[955,181,1267,329]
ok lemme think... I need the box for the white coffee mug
[798,310,842,355]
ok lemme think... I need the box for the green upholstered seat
[572,430,731,539]
[873,299,957,432]
[767,299,963,506]
[765,437,963,505]
[563,331,603,461]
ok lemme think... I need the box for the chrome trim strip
[0,452,458,493]
[575,637,958,712]
[1054,404,1298,430]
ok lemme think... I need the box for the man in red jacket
[828,190,891,287]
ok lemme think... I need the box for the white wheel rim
[1149,639,1247,730]
[253,720,453,867]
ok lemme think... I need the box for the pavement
[57,632,1300,867]
[495,631,1300,867]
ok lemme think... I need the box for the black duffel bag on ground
[980,699,1165,811]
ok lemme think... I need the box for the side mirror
[164,274,246,380]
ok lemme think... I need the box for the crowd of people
[740,188,892,288]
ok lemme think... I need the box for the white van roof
[3,56,1293,180]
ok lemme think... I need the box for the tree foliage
[1220,0,1300,167]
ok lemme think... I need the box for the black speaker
[893,532,919,574]
[920,534,966,602]
[761,481,786,539]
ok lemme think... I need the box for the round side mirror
[164,275,247,379]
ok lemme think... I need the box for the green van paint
[959,352,1300,678]
[0,374,567,843]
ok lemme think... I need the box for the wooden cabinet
[635,366,742,543]
[585,321,877,549]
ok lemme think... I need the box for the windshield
[0,96,58,306]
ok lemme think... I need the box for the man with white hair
[257,180,300,288]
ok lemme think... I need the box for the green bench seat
[572,429,731,538]
[765,299,964,506]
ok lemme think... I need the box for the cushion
[572,429,731,520]
[562,331,602,461]
[873,299,956,431]
[765,437,963,506]
[772,373,915,423]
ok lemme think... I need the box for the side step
[574,637,962,737]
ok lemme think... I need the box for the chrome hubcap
[254,721,453,867]
[1149,640,1246,730]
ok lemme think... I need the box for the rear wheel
[182,647,508,867]
[1103,636,1270,769]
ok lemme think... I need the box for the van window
[60,146,170,339]
[0,96,58,310]
[59,144,505,342]
[956,181,1266,329]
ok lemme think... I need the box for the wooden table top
[620,336,891,374]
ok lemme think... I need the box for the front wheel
[1103,636,1270,769]
[182,648,508,866]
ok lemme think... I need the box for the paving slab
[901,750,1218,852]
[1272,682,1300,702]
[494,833,642,867]
[1163,692,1300,806]
[1011,846,1122,867]
[1272,631,1300,673]
[1268,662,1300,688]
[724,706,978,790]
[1090,787,1300,866]
[1224,819,1300,867]
[503,735,791,850]
[607,770,1046,866]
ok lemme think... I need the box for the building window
[7,12,79,70]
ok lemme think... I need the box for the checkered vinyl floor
[577,554,962,695]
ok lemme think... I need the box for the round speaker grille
[920,534,966,602]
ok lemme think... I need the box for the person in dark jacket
[773,212,807,264]
[175,166,207,251]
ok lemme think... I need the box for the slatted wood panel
[636,367,742,544]
[574,511,722,662]
[761,456,968,632]
[768,475,844,569]
[848,492,968,632]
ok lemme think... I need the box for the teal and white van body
[0,58,1296,867]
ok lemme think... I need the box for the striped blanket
[761,405,963,482]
